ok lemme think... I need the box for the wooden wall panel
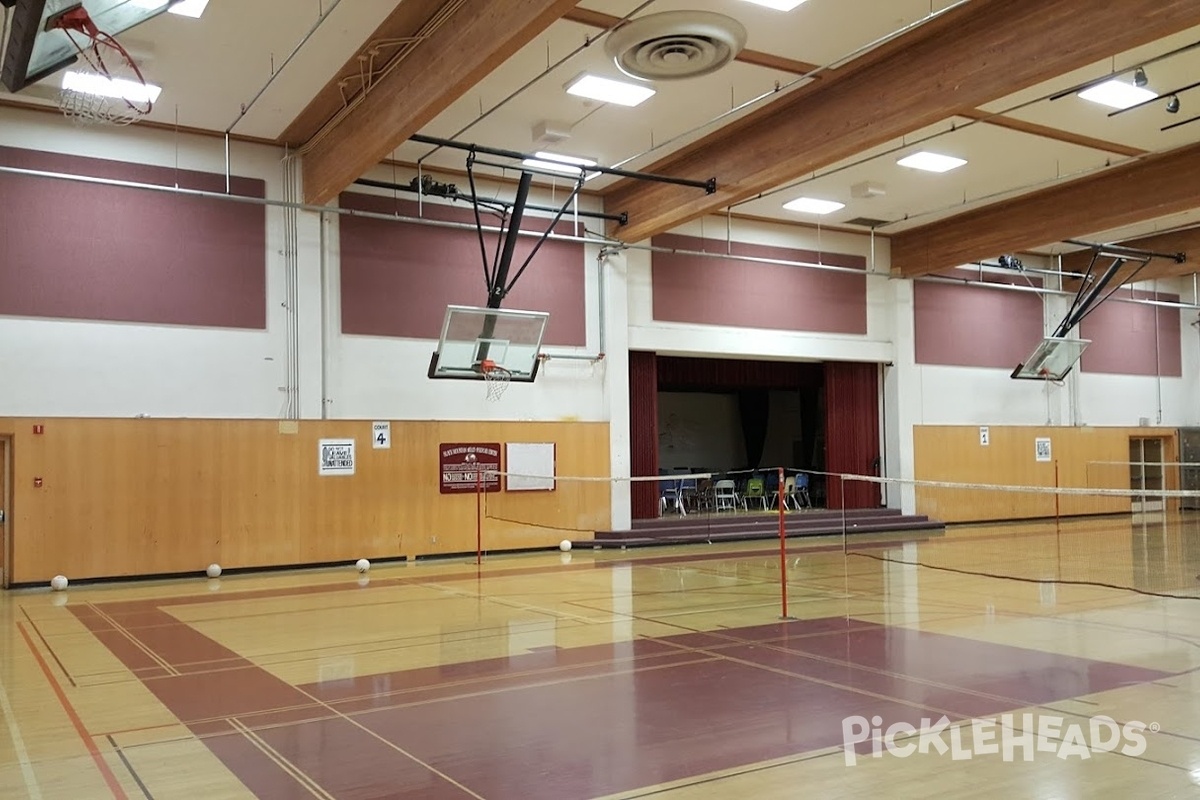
[913,426,1178,523]
[0,418,609,584]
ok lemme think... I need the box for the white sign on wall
[1035,437,1052,463]
[372,421,391,449]
[319,439,356,476]
[979,426,990,446]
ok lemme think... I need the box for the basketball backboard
[1011,337,1090,381]
[428,305,549,382]
[1,0,173,93]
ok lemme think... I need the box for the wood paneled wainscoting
[913,425,1179,523]
[0,418,610,585]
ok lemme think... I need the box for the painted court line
[0,666,43,800]
[17,622,129,800]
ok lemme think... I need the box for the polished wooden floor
[4,514,1200,799]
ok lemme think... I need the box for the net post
[777,466,790,620]
[466,453,482,566]
[1054,460,1061,527]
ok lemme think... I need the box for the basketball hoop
[479,359,511,402]
[48,7,154,126]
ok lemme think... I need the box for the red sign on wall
[439,442,501,494]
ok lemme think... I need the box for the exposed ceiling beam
[563,7,820,76]
[1060,227,1200,287]
[892,141,1200,278]
[955,109,1148,159]
[279,0,448,147]
[299,0,579,206]
[601,0,1200,243]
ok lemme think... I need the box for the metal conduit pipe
[223,0,345,191]
[4,163,1194,314]
[918,274,1200,311]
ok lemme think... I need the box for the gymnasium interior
[3,0,1200,797]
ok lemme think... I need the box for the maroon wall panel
[629,350,660,520]
[650,233,867,334]
[824,361,880,510]
[0,146,266,329]
[338,193,586,346]
[913,280,1044,368]
[1080,291,1182,377]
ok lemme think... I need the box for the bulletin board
[505,442,556,491]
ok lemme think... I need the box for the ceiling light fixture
[897,151,967,173]
[739,0,810,10]
[521,151,600,179]
[782,197,845,215]
[565,74,655,107]
[61,71,162,104]
[167,0,209,17]
[1078,79,1158,110]
[1133,67,1148,88]
[131,0,209,16]
[1167,94,1181,114]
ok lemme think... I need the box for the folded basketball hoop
[48,6,154,126]
[480,359,512,402]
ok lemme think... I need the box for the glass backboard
[1011,337,1090,381]
[428,305,549,382]
[3,0,174,93]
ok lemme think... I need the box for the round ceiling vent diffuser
[604,11,748,81]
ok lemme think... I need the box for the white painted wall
[0,107,610,423]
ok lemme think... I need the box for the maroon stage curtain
[824,361,881,510]
[629,351,660,520]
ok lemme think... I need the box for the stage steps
[576,507,943,549]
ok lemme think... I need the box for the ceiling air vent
[844,217,892,228]
[604,11,747,81]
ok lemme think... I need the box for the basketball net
[480,360,511,402]
[49,7,154,126]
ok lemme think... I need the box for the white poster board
[979,426,990,446]
[1035,437,1052,462]
[319,439,356,476]
[505,442,556,491]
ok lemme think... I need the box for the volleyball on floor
[559,540,572,552]
[355,558,370,573]
[50,575,68,591]
[206,563,222,578]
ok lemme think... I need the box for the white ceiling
[1,0,1198,252]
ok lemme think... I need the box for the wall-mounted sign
[372,421,391,449]
[439,442,501,493]
[1035,437,1052,462]
[979,426,990,446]
[319,439,356,476]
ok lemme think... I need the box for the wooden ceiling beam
[892,140,1200,278]
[955,109,1148,159]
[279,0,448,147]
[299,0,579,206]
[602,0,1200,243]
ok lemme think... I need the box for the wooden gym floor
[3,515,1200,799]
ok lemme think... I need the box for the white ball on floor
[50,575,68,592]
[355,558,370,573]
[206,563,222,579]
[559,540,572,552]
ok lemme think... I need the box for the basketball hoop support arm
[408,134,717,194]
